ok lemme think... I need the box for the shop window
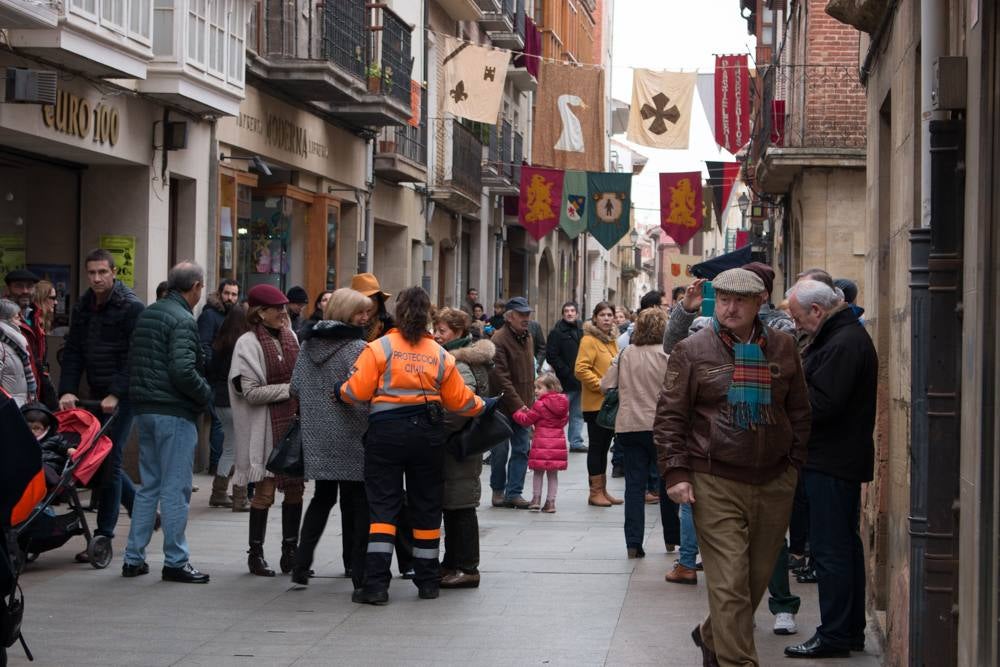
[238,195,301,292]
[207,0,225,76]
[153,0,174,55]
[325,204,338,290]
[227,0,246,85]
[188,0,207,65]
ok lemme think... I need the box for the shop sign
[41,90,119,147]
[100,235,136,287]
[237,111,328,160]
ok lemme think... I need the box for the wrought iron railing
[378,6,412,105]
[451,120,484,197]
[486,124,500,172]
[500,120,513,179]
[322,0,366,79]
[377,89,427,164]
[512,130,523,183]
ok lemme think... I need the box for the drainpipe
[206,118,219,292]
[480,189,490,302]
[363,136,375,273]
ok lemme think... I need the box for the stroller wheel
[88,535,113,569]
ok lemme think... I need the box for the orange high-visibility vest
[340,329,484,418]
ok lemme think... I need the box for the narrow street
[10,453,882,666]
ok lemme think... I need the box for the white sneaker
[773,612,797,635]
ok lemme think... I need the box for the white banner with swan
[532,60,605,172]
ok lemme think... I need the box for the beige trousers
[692,466,797,667]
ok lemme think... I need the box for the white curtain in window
[130,0,152,38]
[102,0,125,27]
[188,0,207,64]
[208,0,225,74]
[72,0,96,15]
[228,0,246,83]
[153,0,174,55]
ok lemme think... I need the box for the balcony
[479,0,512,31]
[487,0,523,50]
[482,120,519,195]
[436,0,483,21]
[247,0,412,127]
[6,0,154,78]
[431,119,483,215]
[374,92,427,184]
[750,64,866,193]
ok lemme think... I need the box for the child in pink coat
[513,373,569,513]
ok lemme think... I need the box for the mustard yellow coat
[574,321,619,412]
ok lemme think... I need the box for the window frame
[187,0,208,69]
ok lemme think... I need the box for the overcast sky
[609,0,756,229]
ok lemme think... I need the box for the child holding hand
[512,373,569,513]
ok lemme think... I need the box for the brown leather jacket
[654,324,811,488]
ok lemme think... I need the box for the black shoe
[695,560,704,571]
[784,635,850,659]
[788,554,807,571]
[121,561,149,578]
[417,585,439,600]
[162,563,210,584]
[795,567,817,584]
[611,464,625,478]
[344,566,353,579]
[400,568,416,580]
[691,624,720,667]
[352,589,389,605]
[291,568,310,586]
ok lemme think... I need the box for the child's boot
[541,499,556,513]
[528,495,542,511]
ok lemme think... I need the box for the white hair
[0,299,19,322]
[786,279,839,310]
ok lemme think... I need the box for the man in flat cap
[4,268,55,407]
[654,268,812,666]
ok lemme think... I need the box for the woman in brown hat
[229,284,304,577]
[350,273,393,342]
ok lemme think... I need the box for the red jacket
[514,391,569,472]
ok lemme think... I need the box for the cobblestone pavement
[9,452,882,666]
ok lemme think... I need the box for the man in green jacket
[122,261,213,584]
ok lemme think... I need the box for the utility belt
[368,402,444,426]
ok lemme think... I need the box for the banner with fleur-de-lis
[659,172,704,247]
[627,69,697,150]
[442,36,510,124]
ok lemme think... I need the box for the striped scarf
[712,318,773,430]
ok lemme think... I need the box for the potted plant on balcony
[366,62,382,94]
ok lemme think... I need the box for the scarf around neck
[253,324,299,448]
[0,320,36,399]
[712,317,773,430]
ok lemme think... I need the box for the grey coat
[442,337,494,510]
[291,320,369,481]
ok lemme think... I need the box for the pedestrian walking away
[512,373,569,514]
[229,284,305,578]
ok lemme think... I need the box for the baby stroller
[15,402,116,570]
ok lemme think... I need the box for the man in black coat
[58,248,145,545]
[545,301,586,452]
[783,279,878,659]
[197,278,239,481]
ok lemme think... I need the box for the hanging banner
[408,80,421,127]
[705,160,741,232]
[518,167,565,241]
[559,170,589,239]
[702,184,715,233]
[586,172,632,250]
[696,73,716,138]
[100,235,136,287]
[626,69,697,150]
[533,61,605,171]
[659,172,703,247]
[442,36,510,124]
[715,55,751,155]
[771,99,786,146]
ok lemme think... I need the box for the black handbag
[447,399,513,461]
[596,388,619,430]
[265,418,304,477]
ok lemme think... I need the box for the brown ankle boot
[528,495,542,510]
[541,499,556,513]
[209,475,232,507]
[600,474,623,505]
[588,475,612,507]
[231,485,250,512]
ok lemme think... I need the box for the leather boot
[600,474,623,505]
[247,508,275,577]
[231,485,250,512]
[588,475,612,507]
[279,503,303,574]
[209,475,232,508]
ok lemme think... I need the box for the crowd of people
[2,251,876,665]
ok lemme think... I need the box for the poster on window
[100,235,136,288]
[0,233,25,276]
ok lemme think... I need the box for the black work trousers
[362,412,446,593]
[296,480,368,590]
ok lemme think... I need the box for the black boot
[247,508,275,577]
[280,503,303,575]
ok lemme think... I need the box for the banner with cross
[626,69,697,150]
[441,36,510,124]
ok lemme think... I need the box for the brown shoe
[600,475,623,505]
[541,499,556,513]
[665,562,698,585]
[503,496,531,509]
[691,624,720,667]
[231,485,250,512]
[209,475,233,508]
[491,490,505,507]
[588,475,612,507]
[440,571,480,588]
[644,492,660,504]
[528,495,542,511]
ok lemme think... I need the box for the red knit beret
[247,284,289,307]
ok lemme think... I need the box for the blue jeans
[124,414,197,569]
[619,431,654,549]
[490,422,530,500]
[565,389,586,450]
[679,502,699,569]
[207,403,224,469]
[96,400,136,538]
[804,469,866,648]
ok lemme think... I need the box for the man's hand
[682,279,708,313]
[100,394,119,414]
[59,393,79,411]
[666,481,696,505]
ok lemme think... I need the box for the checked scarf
[254,324,300,485]
[712,317,774,430]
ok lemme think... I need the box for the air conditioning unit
[4,68,57,105]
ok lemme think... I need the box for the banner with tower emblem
[441,36,510,123]
[626,69,697,150]
[659,172,704,247]
[559,170,590,239]
[518,167,565,241]
[533,61,605,171]
[586,172,632,250]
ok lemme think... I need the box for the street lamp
[737,192,750,231]
[629,228,639,246]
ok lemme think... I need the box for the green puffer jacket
[129,291,212,422]
[442,336,494,510]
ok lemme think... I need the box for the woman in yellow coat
[574,301,620,507]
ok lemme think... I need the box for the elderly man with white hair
[783,279,878,659]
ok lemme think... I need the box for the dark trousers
[362,413,445,593]
[619,431,656,549]
[96,400,136,538]
[583,411,615,476]
[297,480,368,590]
[789,475,810,555]
[767,541,801,614]
[207,403,224,469]
[441,508,479,574]
[804,469,866,648]
[659,476,681,547]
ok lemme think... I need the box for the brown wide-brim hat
[350,273,391,300]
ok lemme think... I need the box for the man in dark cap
[285,286,309,336]
[3,268,54,407]
[488,297,536,509]
[833,278,864,324]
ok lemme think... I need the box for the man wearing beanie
[285,286,309,337]
[654,268,811,666]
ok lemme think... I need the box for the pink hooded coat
[513,391,570,472]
